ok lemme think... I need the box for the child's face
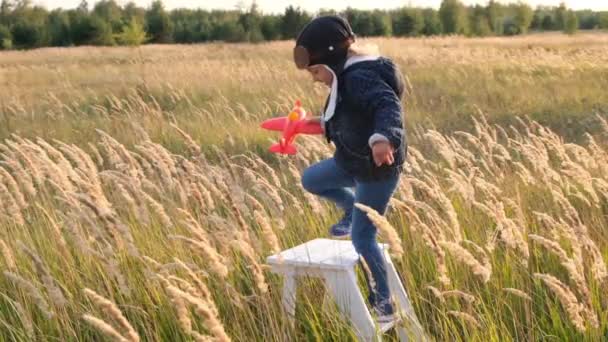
[306,65,333,87]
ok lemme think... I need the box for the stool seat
[267,238,386,270]
[266,238,427,342]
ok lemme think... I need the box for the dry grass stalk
[9,298,34,338]
[442,290,476,304]
[426,285,445,303]
[87,142,105,167]
[83,314,129,342]
[4,271,54,319]
[169,234,229,279]
[396,201,448,280]
[502,288,532,301]
[0,167,27,210]
[447,311,481,328]
[409,176,462,242]
[231,240,268,294]
[254,210,281,255]
[17,241,67,308]
[528,234,590,302]
[225,191,254,244]
[534,273,590,331]
[0,182,25,226]
[170,123,202,155]
[355,203,404,258]
[165,284,231,342]
[83,288,139,342]
[0,238,16,270]
[171,291,194,334]
[244,193,265,212]
[158,272,222,342]
[252,155,281,187]
[1,160,37,197]
[142,191,173,227]
[173,258,219,316]
[462,240,491,272]
[440,241,491,283]
[36,204,68,248]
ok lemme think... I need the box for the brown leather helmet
[293,15,356,71]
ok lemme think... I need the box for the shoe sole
[330,233,351,240]
[376,314,396,324]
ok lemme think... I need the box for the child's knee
[301,167,317,193]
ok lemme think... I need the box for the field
[1,32,608,341]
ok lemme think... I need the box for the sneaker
[373,300,396,324]
[329,213,352,239]
[374,309,396,324]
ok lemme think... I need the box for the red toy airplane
[261,100,323,155]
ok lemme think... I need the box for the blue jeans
[302,158,400,313]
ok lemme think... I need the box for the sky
[35,0,608,12]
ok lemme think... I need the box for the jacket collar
[321,55,380,122]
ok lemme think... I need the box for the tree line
[0,0,607,50]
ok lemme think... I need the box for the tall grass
[0,33,607,341]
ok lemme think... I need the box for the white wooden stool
[266,238,427,341]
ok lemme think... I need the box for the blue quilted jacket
[324,56,407,181]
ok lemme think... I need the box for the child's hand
[372,141,395,166]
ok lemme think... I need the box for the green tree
[439,0,468,34]
[260,14,281,40]
[171,9,193,43]
[11,19,44,48]
[541,14,554,30]
[513,2,534,34]
[1,0,14,26]
[576,10,597,29]
[171,9,213,43]
[238,2,264,42]
[530,8,543,30]
[48,9,72,46]
[281,5,310,39]
[600,12,608,29]
[563,10,578,34]
[392,8,424,36]
[370,10,392,36]
[471,5,491,36]
[93,0,123,32]
[212,19,246,42]
[487,0,504,35]
[553,2,567,30]
[146,0,173,43]
[123,1,145,24]
[71,14,114,45]
[422,9,442,35]
[345,9,374,36]
[0,23,11,49]
[115,17,147,45]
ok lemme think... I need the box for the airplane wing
[295,119,324,135]
[261,117,288,131]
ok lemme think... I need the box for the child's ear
[294,46,310,69]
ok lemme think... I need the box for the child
[295,16,406,323]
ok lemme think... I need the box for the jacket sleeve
[343,69,404,149]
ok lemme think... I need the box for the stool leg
[282,271,297,325]
[324,269,378,342]
[383,251,427,341]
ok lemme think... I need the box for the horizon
[33,0,608,13]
